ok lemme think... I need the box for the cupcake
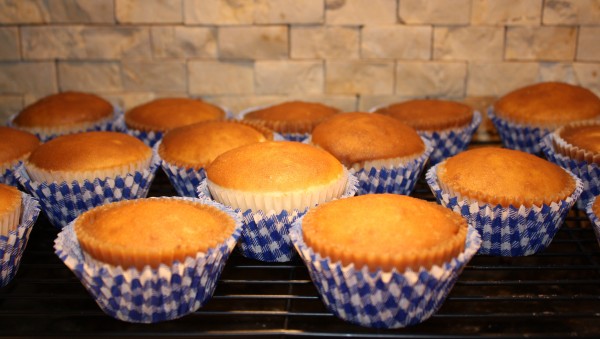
[311,112,432,195]
[0,127,40,186]
[240,100,340,141]
[0,186,40,287]
[427,147,583,256]
[16,131,158,228]
[54,196,242,323]
[585,196,600,247]
[10,91,118,141]
[158,120,273,197]
[198,141,358,262]
[373,99,481,165]
[541,120,600,209]
[124,97,227,146]
[489,82,600,154]
[290,194,481,328]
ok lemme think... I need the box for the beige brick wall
[0,0,599,121]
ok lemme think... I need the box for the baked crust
[375,99,474,131]
[0,127,40,167]
[0,183,22,235]
[301,194,467,272]
[243,101,340,134]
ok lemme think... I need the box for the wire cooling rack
[1,144,599,338]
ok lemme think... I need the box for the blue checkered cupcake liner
[197,174,359,262]
[7,107,123,143]
[426,164,583,256]
[0,164,20,187]
[540,134,600,210]
[289,220,481,328]
[1,192,40,287]
[54,196,242,323]
[421,111,482,166]
[487,107,552,154]
[585,197,600,248]
[15,153,160,229]
[161,161,206,198]
[351,137,432,196]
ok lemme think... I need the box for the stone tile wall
[0,0,599,131]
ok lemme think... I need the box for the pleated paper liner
[487,107,554,154]
[551,120,600,164]
[197,173,358,262]
[585,196,600,248]
[54,196,242,323]
[426,164,583,256]
[1,192,40,287]
[15,153,160,229]
[290,220,481,328]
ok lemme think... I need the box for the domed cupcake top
[243,101,340,134]
[125,98,225,132]
[559,123,600,155]
[375,99,474,131]
[206,141,344,193]
[0,126,40,165]
[13,92,113,128]
[311,112,425,168]
[159,121,270,169]
[493,82,600,126]
[437,147,576,208]
[301,194,467,272]
[0,184,21,219]
[74,198,236,269]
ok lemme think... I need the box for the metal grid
[1,150,599,338]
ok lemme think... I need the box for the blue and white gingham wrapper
[585,197,600,248]
[15,153,160,229]
[487,107,552,154]
[540,134,600,210]
[289,220,481,328]
[54,196,242,323]
[197,174,359,262]
[7,107,123,143]
[1,192,40,287]
[162,161,206,198]
[426,164,583,256]
[0,163,21,187]
[351,137,433,196]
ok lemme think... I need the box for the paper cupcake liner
[237,105,315,142]
[289,220,481,328]
[161,161,206,198]
[426,164,583,256]
[585,197,600,248]
[487,108,552,154]
[0,163,20,187]
[551,120,600,164]
[54,196,242,323]
[15,153,160,229]
[1,192,40,287]
[540,134,600,209]
[8,107,123,143]
[351,137,432,196]
[197,174,358,262]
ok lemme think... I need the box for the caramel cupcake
[311,112,431,195]
[585,196,600,247]
[55,197,242,323]
[541,120,600,208]
[124,98,227,146]
[373,99,481,165]
[0,188,39,287]
[290,194,480,328]
[158,120,273,197]
[427,147,583,256]
[0,127,40,186]
[199,141,358,262]
[489,82,600,154]
[17,131,158,228]
[240,101,340,141]
[11,92,117,141]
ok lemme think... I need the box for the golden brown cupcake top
[0,184,21,221]
[28,131,151,172]
[125,98,225,132]
[75,198,236,269]
[13,92,113,128]
[437,147,576,208]
[243,101,340,134]
[302,194,468,272]
[375,99,474,131]
[559,124,600,155]
[311,112,425,168]
[159,121,270,169]
[0,127,40,165]
[206,141,344,192]
[493,82,600,126]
